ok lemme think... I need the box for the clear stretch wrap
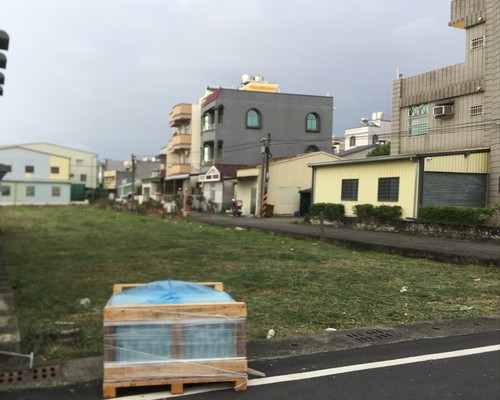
[103,281,247,386]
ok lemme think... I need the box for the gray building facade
[199,88,334,167]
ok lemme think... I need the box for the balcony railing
[166,134,191,153]
[202,123,215,132]
[167,163,191,176]
[169,104,192,127]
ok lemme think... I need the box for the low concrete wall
[309,217,500,243]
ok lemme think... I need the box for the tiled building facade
[391,0,499,205]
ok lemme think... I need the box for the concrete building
[199,75,334,167]
[161,103,192,198]
[13,143,99,190]
[344,112,391,151]
[391,0,500,205]
[0,146,72,205]
[192,75,334,210]
[310,0,497,221]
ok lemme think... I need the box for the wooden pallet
[103,282,247,399]
[103,375,247,398]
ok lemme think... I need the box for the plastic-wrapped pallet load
[103,280,247,398]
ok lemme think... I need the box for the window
[305,145,320,153]
[341,179,359,201]
[203,142,214,163]
[378,177,399,202]
[306,112,320,132]
[80,174,87,182]
[246,109,261,129]
[25,165,34,173]
[349,136,356,147]
[51,166,60,174]
[408,104,428,136]
[1,186,10,196]
[470,105,483,117]
[372,134,379,144]
[26,186,35,197]
[202,114,213,131]
[52,186,61,197]
[471,36,484,50]
[76,159,84,165]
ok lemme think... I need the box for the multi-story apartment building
[391,0,499,205]
[184,75,335,211]
[162,103,192,196]
[199,75,334,167]
[311,0,498,220]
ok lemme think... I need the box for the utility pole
[260,133,271,217]
[131,154,136,210]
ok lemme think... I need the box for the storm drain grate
[0,365,61,385]
[346,329,394,343]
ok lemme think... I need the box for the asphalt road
[187,213,500,266]
[3,331,498,400]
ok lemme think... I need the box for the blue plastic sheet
[107,280,235,306]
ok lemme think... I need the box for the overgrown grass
[0,206,499,361]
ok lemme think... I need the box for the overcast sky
[0,0,465,161]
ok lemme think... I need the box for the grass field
[0,205,499,361]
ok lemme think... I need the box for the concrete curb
[1,315,498,392]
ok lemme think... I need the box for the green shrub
[309,203,345,220]
[354,204,402,221]
[419,205,494,226]
[353,204,375,218]
[374,205,402,221]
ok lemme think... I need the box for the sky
[0,0,465,161]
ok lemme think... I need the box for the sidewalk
[187,213,500,266]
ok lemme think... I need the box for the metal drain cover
[0,365,61,386]
[346,329,394,342]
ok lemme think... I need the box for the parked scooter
[231,199,243,217]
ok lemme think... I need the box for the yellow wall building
[310,148,490,220]
[237,152,340,216]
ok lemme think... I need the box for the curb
[1,315,499,392]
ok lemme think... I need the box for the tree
[367,142,391,157]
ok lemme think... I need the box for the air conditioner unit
[433,105,454,118]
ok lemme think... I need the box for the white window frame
[470,105,484,117]
[470,36,484,50]
[408,104,429,136]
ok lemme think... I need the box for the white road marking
[114,344,500,399]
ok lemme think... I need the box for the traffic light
[0,30,9,96]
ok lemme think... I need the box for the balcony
[166,134,191,153]
[169,103,192,127]
[167,163,191,176]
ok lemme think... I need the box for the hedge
[309,203,345,220]
[418,205,495,226]
[353,204,402,221]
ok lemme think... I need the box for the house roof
[0,142,97,156]
[336,144,377,158]
[202,88,222,106]
[212,163,248,178]
[309,147,490,168]
[0,145,71,159]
